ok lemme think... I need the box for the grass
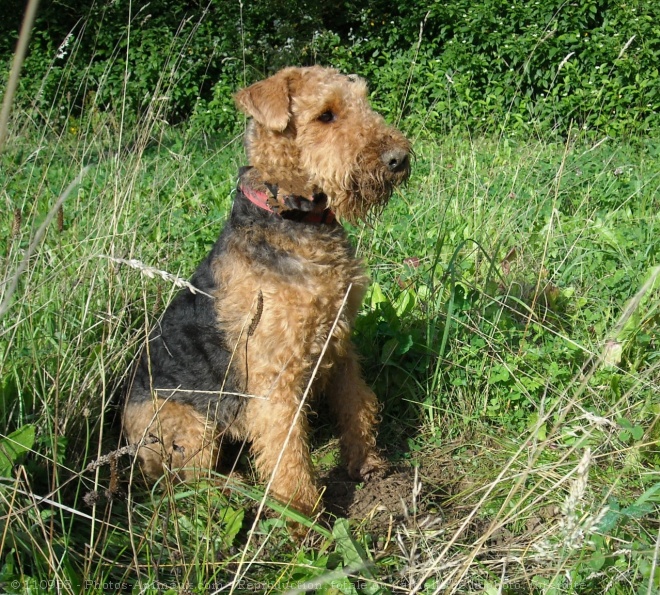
[1,83,660,595]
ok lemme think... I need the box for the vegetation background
[1,0,658,593]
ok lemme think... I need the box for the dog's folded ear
[234,68,299,131]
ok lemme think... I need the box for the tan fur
[124,66,410,519]
[234,66,410,220]
[124,399,221,481]
[212,229,370,514]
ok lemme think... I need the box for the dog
[123,66,411,517]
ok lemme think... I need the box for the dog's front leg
[245,382,320,516]
[325,346,387,482]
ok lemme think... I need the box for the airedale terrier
[123,66,411,517]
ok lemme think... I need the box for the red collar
[240,185,336,225]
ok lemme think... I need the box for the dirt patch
[317,441,492,536]
[320,462,449,535]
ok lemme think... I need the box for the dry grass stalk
[101,255,214,299]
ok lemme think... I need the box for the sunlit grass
[1,8,659,591]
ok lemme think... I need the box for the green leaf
[598,485,660,533]
[620,503,653,519]
[631,425,644,441]
[222,507,244,547]
[527,413,547,441]
[487,364,510,384]
[395,334,414,356]
[394,288,416,317]
[589,551,606,571]
[0,425,36,477]
[369,283,388,309]
[333,519,370,571]
[629,482,660,508]
[332,519,382,595]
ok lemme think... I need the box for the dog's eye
[317,111,335,123]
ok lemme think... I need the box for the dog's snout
[381,147,410,173]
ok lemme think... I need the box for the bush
[1,0,659,137]
[320,0,660,136]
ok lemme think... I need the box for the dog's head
[234,66,411,221]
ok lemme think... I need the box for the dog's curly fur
[123,66,411,516]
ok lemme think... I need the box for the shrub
[1,0,659,137]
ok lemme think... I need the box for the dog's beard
[329,157,410,223]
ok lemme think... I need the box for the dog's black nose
[381,147,410,172]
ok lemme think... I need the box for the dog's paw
[348,454,388,483]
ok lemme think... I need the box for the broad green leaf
[222,507,244,547]
[332,519,383,595]
[0,425,35,477]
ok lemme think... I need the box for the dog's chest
[212,225,368,372]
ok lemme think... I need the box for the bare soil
[320,456,456,536]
